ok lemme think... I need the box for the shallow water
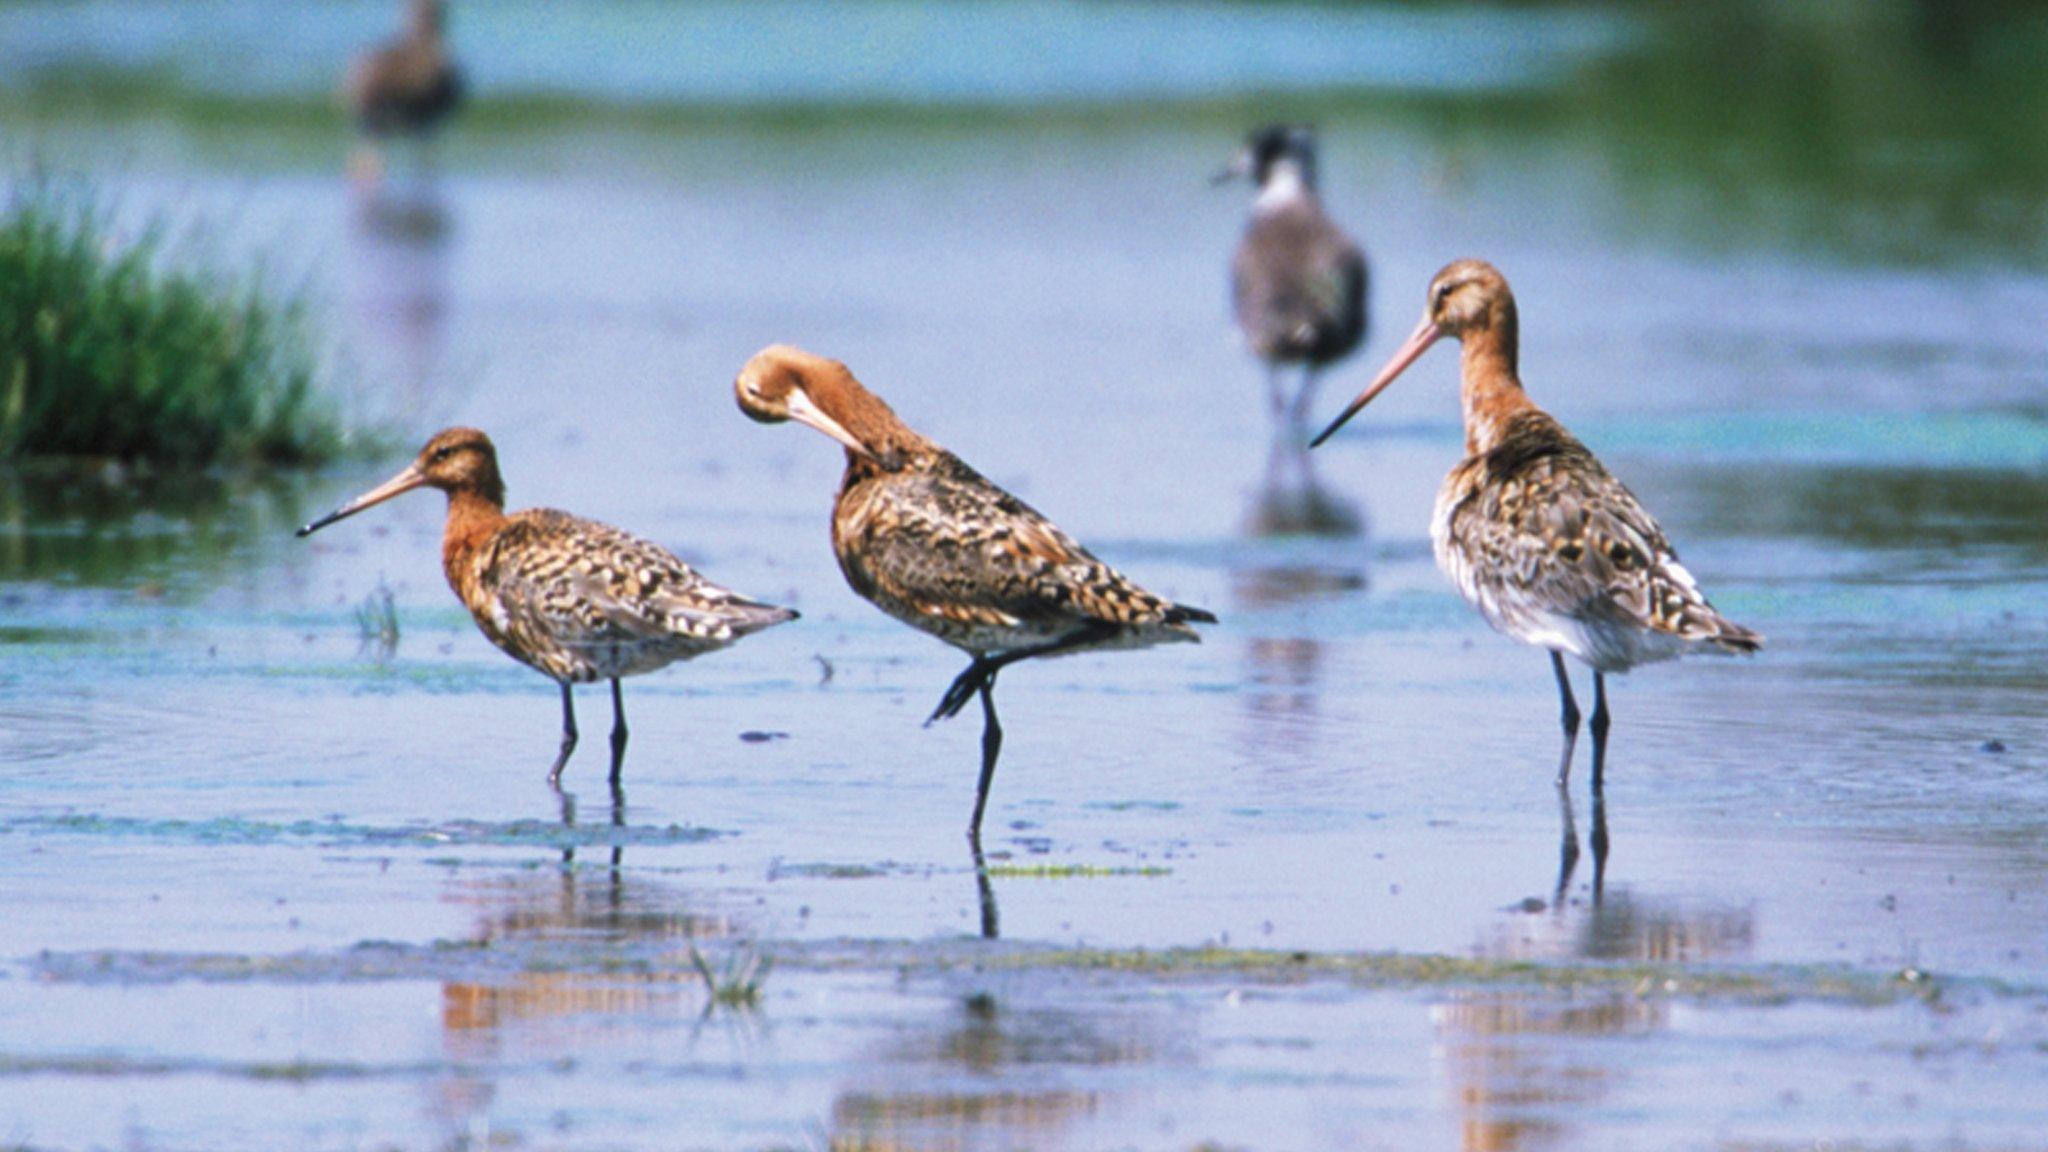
[6,3,2048,1150]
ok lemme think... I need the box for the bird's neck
[1458,320,1531,456]
[806,373,939,474]
[1254,160,1316,213]
[441,487,507,597]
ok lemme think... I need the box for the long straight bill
[296,463,428,536]
[786,389,883,465]
[1309,317,1443,449]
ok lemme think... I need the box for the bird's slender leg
[608,678,630,790]
[548,682,579,788]
[1589,671,1611,795]
[968,672,1004,847]
[1551,652,1581,788]
[1553,779,1581,908]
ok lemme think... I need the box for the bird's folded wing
[1470,450,1718,639]
[853,464,1174,631]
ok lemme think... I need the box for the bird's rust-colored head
[296,426,504,537]
[1311,259,1518,448]
[736,344,922,469]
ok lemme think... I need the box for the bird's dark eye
[431,447,453,463]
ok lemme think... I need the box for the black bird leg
[608,678,630,789]
[929,657,999,726]
[968,672,1005,843]
[548,682,579,788]
[1551,652,1581,788]
[1589,671,1611,794]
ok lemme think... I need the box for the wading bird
[734,346,1215,841]
[1312,260,1759,790]
[297,428,796,788]
[1218,125,1368,432]
[344,0,464,184]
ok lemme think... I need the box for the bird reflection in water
[1230,556,1366,764]
[1552,786,1608,909]
[558,779,626,874]
[350,182,454,413]
[830,993,1180,1150]
[1443,890,1755,1150]
[1245,433,1363,540]
[972,840,1000,940]
[427,798,746,1146]
[1433,990,1666,1152]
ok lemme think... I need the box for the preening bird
[734,345,1215,840]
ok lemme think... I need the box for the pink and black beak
[296,462,429,537]
[1309,316,1444,449]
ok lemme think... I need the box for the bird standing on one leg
[1311,260,1759,791]
[344,0,464,186]
[1218,125,1368,434]
[297,428,796,788]
[734,346,1215,842]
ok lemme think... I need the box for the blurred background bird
[344,0,464,187]
[1218,124,1369,438]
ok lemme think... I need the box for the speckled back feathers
[1434,410,1760,672]
[455,509,795,683]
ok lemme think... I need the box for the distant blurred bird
[1312,260,1760,790]
[735,346,1216,840]
[297,428,796,789]
[1218,125,1368,432]
[344,0,464,184]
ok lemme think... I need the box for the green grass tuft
[0,179,355,467]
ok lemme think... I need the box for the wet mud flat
[7,862,2048,1150]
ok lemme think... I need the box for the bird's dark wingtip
[1168,605,1219,626]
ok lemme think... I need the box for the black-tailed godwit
[1312,260,1759,790]
[297,428,796,788]
[734,346,1215,840]
[1218,125,1368,430]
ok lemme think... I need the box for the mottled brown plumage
[298,427,795,788]
[735,345,1213,837]
[1314,259,1758,790]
